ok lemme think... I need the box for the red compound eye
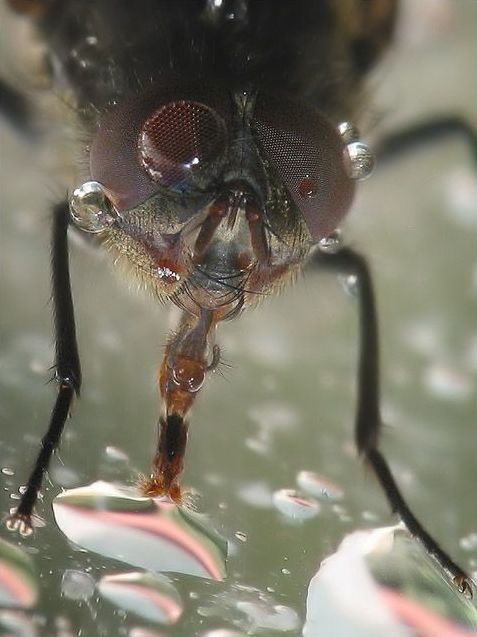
[138,101,227,192]
[90,84,232,212]
[252,94,355,241]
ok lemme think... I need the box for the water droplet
[104,446,130,463]
[0,536,38,607]
[245,436,269,454]
[423,363,472,401]
[54,481,227,580]
[318,229,342,254]
[1,467,14,476]
[61,570,95,601]
[296,471,344,500]
[343,142,375,180]
[337,121,360,145]
[460,533,477,551]
[281,568,291,575]
[402,319,441,355]
[121,623,151,636]
[272,489,320,520]
[236,601,300,632]
[442,170,477,228]
[248,401,299,432]
[50,464,80,488]
[70,181,117,233]
[234,531,247,543]
[237,482,273,509]
[331,503,351,523]
[341,273,358,296]
[98,571,183,626]
[361,510,380,523]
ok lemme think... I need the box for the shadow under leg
[6,201,81,535]
[308,245,472,597]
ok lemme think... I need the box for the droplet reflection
[98,571,183,626]
[272,488,320,520]
[0,537,38,609]
[53,481,227,580]
[296,470,344,500]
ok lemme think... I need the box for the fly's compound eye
[90,85,232,212]
[252,95,374,241]
[138,101,228,193]
[70,181,118,233]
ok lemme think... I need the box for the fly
[1,0,475,598]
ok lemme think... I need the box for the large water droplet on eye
[343,142,375,180]
[69,181,117,233]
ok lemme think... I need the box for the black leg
[309,246,472,597]
[6,201,81,535]
[375,116,477,166]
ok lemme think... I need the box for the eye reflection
[139,101,228,191]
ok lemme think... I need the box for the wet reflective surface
[304,526,477,636]
[1,1,477,635]
[53,482,227,580]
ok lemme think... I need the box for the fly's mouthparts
[144,310,217,500]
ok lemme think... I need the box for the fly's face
[69,78,373,499]
[71,82,370,319]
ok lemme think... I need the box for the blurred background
[0,1,476,635]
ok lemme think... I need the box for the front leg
[6,201,81,535]
[309,245,472,597]
[375,116,477,166]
